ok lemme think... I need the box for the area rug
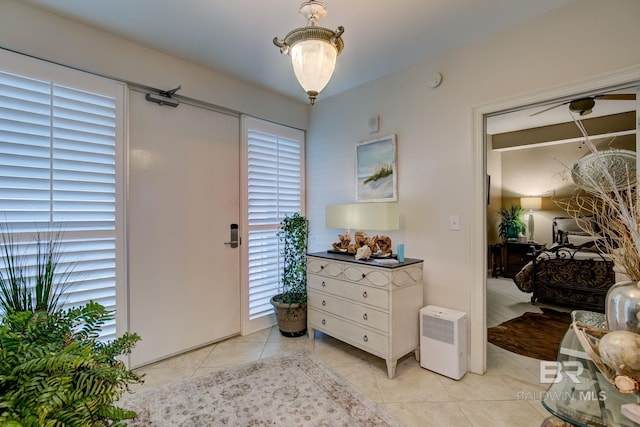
[120,350,403,426]
[487,308,571,360]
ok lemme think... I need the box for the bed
[512,216,616,312]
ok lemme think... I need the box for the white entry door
[128,90,240,367]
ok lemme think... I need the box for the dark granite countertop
[307,251,423,269]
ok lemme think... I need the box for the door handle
[224,224,239,248]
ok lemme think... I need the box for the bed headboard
[552,216,598,245]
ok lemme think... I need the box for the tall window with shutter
[241,117,305,333]
[0,53,125,341]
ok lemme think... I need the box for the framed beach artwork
[355,134,397,202]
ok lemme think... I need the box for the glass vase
[606,281,640,334]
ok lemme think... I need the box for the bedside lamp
[520,197,542,242]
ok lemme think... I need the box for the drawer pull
[363,335,369,342]
[322,319,326,325]
[362,291,368,298]
[363,313,368,320]
[322,300,326,306]
[321,281,326,287]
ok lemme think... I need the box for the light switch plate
[449,215,460,231]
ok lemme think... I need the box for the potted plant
[498,205,526,242]
[0,226,70,315]
[0,303,142,425]
[0,224,143,424]
[270,213,309,337]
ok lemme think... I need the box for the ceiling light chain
[273,0,344,105]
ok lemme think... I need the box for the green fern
[0,302,142,425]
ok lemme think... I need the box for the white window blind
[244,119,304,323]
[0,67,121,341]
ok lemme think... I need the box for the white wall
[3,0,640,373]
[306,0,640,372]
[0,0,308,130]
[496,136,636,244]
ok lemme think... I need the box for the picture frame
[355,134,397,202]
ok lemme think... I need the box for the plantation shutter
[242,117,304,329]
[0,52,125,341]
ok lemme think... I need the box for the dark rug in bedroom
[488,308,571,361]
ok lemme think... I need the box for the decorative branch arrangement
[555,118,640,397]
[555,119,640,281]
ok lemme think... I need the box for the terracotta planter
[270,296,307,337]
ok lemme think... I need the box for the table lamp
[325,202,399,231]
[520,197,542,242]
[326,202,399,256]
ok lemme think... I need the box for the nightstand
[503,241,545,278]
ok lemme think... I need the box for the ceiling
[487,89,637,135]
[22,0,577,105]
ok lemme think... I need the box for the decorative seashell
[573,322,640,394]
[599,330,640,392]
[600,331,640,372]
[613,376,640,394]
[355,245,371,260]
[376,235,392,255]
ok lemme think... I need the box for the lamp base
[527,210,535,241]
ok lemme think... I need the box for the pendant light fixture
[273,1,344,105]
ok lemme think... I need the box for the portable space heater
[420,305,467,380]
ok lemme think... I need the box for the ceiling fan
[531,93,636,117]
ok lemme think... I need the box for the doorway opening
[471,66,640,374]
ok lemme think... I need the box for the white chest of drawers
[306,252,424,379]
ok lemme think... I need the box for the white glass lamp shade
[290,39,337,98]
[273,1,344,105]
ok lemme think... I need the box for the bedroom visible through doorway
[471,69,640,373]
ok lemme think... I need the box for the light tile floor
[130,277,560,426]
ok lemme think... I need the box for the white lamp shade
[290,39,337,94]
[520,197,542,210]
[326,202,399,231]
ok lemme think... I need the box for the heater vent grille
[422,315,454,345]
